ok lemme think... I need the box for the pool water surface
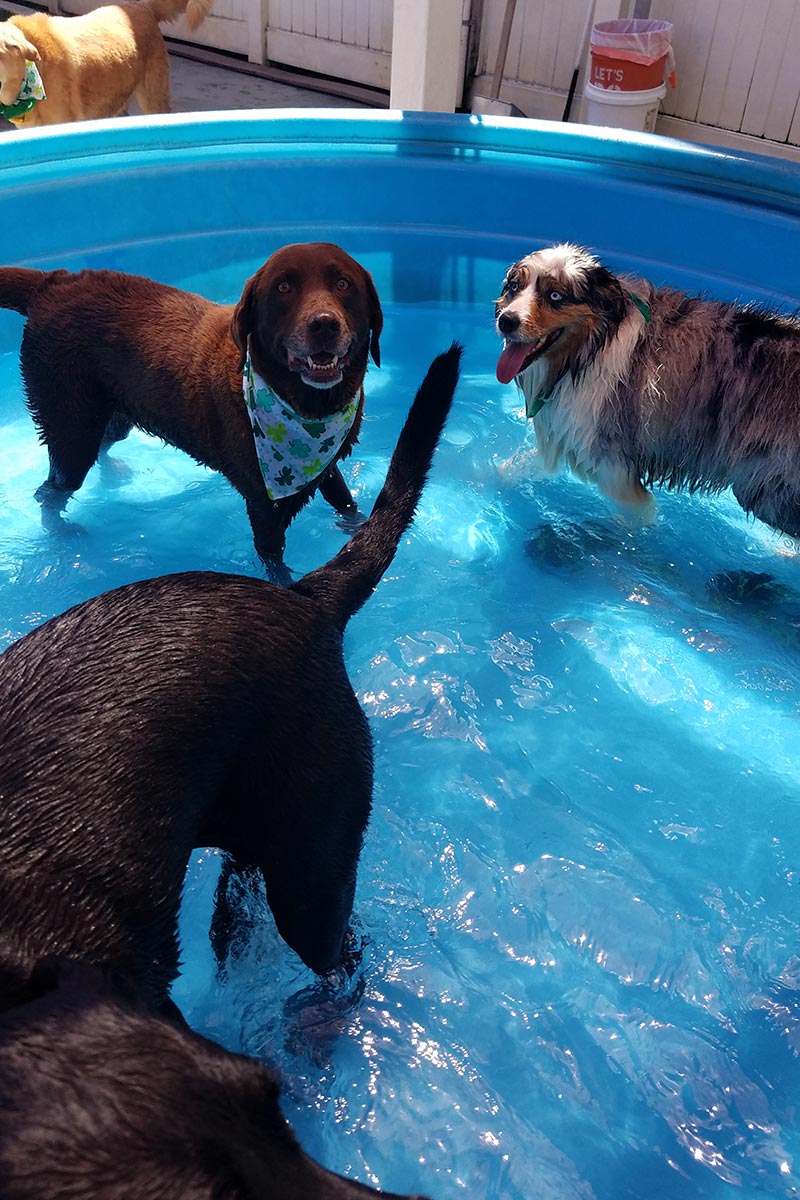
[1,281,798,1200]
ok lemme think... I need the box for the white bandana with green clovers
[2,60,46,123]
[243,351,358,501]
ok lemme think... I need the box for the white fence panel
[58,0,251,56]
[649,0,800,146]
[741,0,800,141]
[476,0,800,149]
[48,0,800,152]
[265,0,392,88]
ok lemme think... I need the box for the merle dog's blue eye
[549,289,563,303]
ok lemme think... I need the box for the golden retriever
[0,0,209,128]
[495,242,800,536]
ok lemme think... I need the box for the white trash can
[583,81,666,133]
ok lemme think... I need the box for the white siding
[475,0,800,148]
[54,0,800,150]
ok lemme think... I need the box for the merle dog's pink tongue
[496,341,532,384]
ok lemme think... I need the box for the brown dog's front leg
[318,464,357,515]
[245,495,287,554]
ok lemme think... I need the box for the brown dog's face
[494,244,609,385]
[231,242,382,416]
[0,25,38,107]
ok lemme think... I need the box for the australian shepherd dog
[494,242,800,538]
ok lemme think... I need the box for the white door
[58,0,253,58]
[266,0,394,91]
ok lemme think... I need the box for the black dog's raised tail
[291,342,462,630]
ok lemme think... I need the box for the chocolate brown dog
[0,242,382,574]
[0,346,461,1012]
[0,962,428,1199]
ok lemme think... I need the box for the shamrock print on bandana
[242,353,358,501]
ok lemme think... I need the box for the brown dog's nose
[307,310,341,339]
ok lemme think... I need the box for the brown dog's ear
[2,24,41,61]
[363,269,383,368]
[230,276,256,373]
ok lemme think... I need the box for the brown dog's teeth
[305,356,339,371]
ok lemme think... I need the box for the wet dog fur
[0,345,461,1014]
[0,242,383,573]
[495,242,800,536]
[0,961,428,1199]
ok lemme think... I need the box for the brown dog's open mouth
[287,350,349,389]
[496,329,563,384]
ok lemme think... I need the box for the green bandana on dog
[1,60,46,123]
[243,352,358,501]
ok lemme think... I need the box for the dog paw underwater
[0,345,462,1198]
[494,241,800,539]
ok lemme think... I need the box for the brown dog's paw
[260,556,295,588]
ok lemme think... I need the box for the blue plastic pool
[1,112,799,1200]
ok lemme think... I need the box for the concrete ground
[0,38,371,132]
[166,49,372,114]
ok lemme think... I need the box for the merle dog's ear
[363,269,383,368]
[231,276,257,374]
[592,265,629,324]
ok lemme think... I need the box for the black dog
[0,961,428,1199]
[0,346,462,1014]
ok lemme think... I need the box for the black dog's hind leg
[209,858,265,974]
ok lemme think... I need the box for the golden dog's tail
[0,268,60,317]
[144,0,211,33]
[290,343,462,632]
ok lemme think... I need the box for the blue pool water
[2,286,799,1200]
[0,112,799,1200]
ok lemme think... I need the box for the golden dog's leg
[134,46,171,114]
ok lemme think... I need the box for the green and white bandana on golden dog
[243,352,358,501]
[2,61,46,124]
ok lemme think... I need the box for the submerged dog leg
[595,463,657,522]
[209,859,265,974]
[33,476,84,537]
[317,463,358,515]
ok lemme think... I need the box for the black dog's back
[0,345,462,1007]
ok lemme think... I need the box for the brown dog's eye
[336,278,350,291]
[506,278,519,295]
[277,281,291,294]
